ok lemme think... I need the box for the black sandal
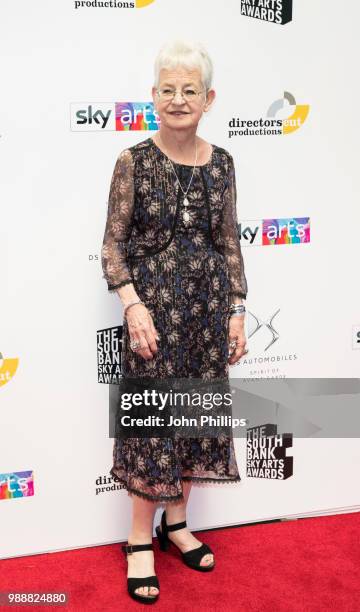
[155,509,215,572]
[122,542,160,604]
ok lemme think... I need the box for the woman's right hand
[125,303,160,360]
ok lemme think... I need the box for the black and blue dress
[101,137,248,502]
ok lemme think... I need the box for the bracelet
[229,303,246,318]
[123,299,145,317]
[229,303,246,315]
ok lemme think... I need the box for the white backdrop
[1,0,359,559]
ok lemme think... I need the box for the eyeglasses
[156,87,206,102]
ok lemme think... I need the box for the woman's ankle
[165,508,186,524]
[127,531,153,545]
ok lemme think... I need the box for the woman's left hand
[228,316,248,365]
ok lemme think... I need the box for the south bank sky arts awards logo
[240,0,293,24]
[97,326,123,384]
[247,424,293,479]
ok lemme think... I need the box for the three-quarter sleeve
[101,148,135,292]
[221,154,248,301]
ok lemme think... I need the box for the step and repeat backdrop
[1,0,359,558]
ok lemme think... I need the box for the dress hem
[110,468,241,503]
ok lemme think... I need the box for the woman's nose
[172,92,186,104]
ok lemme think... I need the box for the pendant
[183,196,190,223]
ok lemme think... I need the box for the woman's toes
[150,587,159,596]
[201,554,214,566]
[135,586,158,597]
[135,587,146,596]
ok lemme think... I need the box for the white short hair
[154,39,213,91]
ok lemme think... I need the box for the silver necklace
[157,133,198,224]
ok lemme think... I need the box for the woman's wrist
[229,314,245,325]
[230,294,244,305]
[123,299,145,318]
[116,282,139,305]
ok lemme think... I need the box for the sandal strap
[122,542,154,555]
[161,509,187,534]
[182,542,213,564]
[166,520,187,532]
[127,575,159,589]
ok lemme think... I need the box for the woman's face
[152,66,215,131]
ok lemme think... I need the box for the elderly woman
[101,39,248,604]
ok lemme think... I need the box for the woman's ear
[204,89,216,112]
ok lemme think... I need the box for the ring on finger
[130,338,142,352]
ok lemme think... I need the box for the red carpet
[1,512,359,611]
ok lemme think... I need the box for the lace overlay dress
[101,137,248,503]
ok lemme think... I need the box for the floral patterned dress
[101,137,248,503]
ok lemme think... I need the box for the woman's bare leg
[163,481,214,567]
[126,494,159,598]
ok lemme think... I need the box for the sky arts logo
[71,102,159,131]
[0,351,19,387]
[229,91,310,138]
[74,0,155,9]
[239,217,310,246]
[0,471,34,500]
[240,0,293,24]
